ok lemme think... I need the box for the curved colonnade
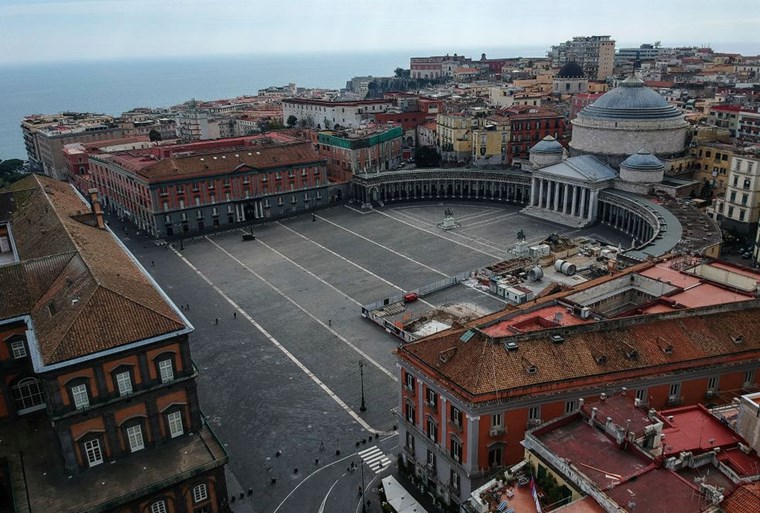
[352,169,681,259]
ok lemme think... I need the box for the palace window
[11,377,44,413]
[9,338,26,359]
[150,501,167,513]
[158,359,174,383]
[193,484,208,503]
[71,383,89,409]
[168,410,184,438]
[84,439,103,467]
[116,371,133,396]
[126,424,145,452]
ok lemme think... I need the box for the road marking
[247,231,362,307]
[313,215,448,277]
[358,445,392,474]
[204,236,398,382]
[168,245,393,436]
[373,208,505,259]
[270,449,372,513]
[317,473,346,513]
[276,222,436,309]
[383,208,516,256]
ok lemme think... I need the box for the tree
[286,115,298,128]
[148,129,162,142]
[0,159,24,187]
[414,147,441,168]
[394,67,410,79]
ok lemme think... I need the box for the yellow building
[691,141,736,198]
[471,115,511,166]
[437,113,473,163]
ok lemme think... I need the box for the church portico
[522,155,615,227]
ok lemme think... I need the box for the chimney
[88,188,106,230]
[600,392,607,401]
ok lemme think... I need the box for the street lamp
[359,361,367,412]
[176,222,184,250]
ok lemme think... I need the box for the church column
[563,183,570,214]
[553,181,561,211]
[538,179,544,208]
[579,187,587,219]
[570,186,578,216]
[589,190,599,221]
[530,177,537,206]
[544,181,552,210]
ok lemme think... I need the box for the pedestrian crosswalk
[358,445,392,474]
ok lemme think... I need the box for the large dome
[579,75,683,120]
[557,62,585,79]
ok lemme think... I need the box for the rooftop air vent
[622,343,638,360]
[505,341,519,352]
[551,334,564,344]
[522,357,537,374]
[594,353,607,364]
[732,335,744,344]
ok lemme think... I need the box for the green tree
[148,129,162,142]
[286,115,298,128]
[414,147,441,168]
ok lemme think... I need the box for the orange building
[0,175,228,513]
[396,257,760,509]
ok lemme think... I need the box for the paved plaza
[114,201,630,513]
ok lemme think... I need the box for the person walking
[215,318,219,325]
[233,312,237,319]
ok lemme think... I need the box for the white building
[281,98,393,129]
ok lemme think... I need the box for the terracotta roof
[397,303,760,403]
[3,175,185,366]
[723,482,760,513]
[98,141,325,184]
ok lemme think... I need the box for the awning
[381,476,429,513]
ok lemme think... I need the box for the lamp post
[176,223,184,250]
[360,460,367,513]
[359,361,367,412]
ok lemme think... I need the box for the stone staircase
[521,206,594,228]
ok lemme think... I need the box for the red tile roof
[723,482,760,513]
[2,175,185,366]
[398,301,760,403]
[97,140,325,184]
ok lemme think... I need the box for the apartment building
[316,124,403,182]
[718,150,760,237]
[691,141,736,197]
[0,174,229,513]
[281,98,393,129]
[21,113,126,180]
[396,257,760,508]
[549,35,616,80]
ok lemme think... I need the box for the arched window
[192,483,208,503]
[150,501,166,513]
[11,377,45,414]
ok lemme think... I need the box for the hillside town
[3,34,760,513]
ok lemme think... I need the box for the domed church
[553,61,588,95]
[521,78,699,232]
[569,75,689,168]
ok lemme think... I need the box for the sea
[0,47,545,161]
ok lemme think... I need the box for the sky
[1,0,759,65]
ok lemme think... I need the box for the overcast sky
[2,0,759,65]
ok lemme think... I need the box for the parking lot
[116,201,630,513]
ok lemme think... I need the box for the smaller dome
[557,62,585,79]
[621,149,665,171]
[530,136,564,154]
